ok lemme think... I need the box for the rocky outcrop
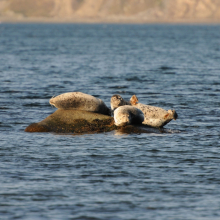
[25,109,116,133]
[0,0,220,23]
[25,109,170,134]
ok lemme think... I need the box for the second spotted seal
[130,95,178,128]
[49,92,111,116]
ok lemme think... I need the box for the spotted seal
[130,95,178,128]
[110,94,130,111]
[49,92,111,116]
[113,105,144,127]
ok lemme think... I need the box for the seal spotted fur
[113,105,144,127]
[130,95,178,128]
[49,92,111,116]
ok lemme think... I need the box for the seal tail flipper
[130,95,138,105]
[50,102,55,108]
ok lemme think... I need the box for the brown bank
[25,109,167,134]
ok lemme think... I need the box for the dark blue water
[0,23,220,220]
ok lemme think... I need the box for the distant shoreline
[1,16,220,25]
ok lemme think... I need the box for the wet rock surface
[25,109,116,133]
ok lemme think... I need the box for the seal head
[110,94,130,111]
[114,105,144,127]
[167,109,178,120]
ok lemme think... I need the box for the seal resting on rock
[110,94,130,111]
[130,95,178,128]
[114,105,144,127]
[49,92,111,116]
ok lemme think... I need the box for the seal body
[130,95,178,128]
[49,92,111,116]
[114,105,144,127]
[110,94,130,111]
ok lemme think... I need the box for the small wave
[23,103,45,107]
[163,71,176,74]
[125,76,142,81]
[163,128,182,134]
[159,65,176,70]
[1,90,20,94]
[109,86,128,89]
[0,122,12,128]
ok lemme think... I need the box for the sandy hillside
[0,0,220,23]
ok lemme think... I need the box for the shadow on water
[114,125,182,136]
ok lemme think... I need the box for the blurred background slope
[0,0,220,23]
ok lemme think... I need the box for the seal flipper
[130,95,138,105]
[164,113,170,119]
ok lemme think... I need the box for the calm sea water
[0,23,220,220]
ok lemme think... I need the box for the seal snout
[173,111,178,120]
[117,114,130,127]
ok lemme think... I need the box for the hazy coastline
[1,0,220,24]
